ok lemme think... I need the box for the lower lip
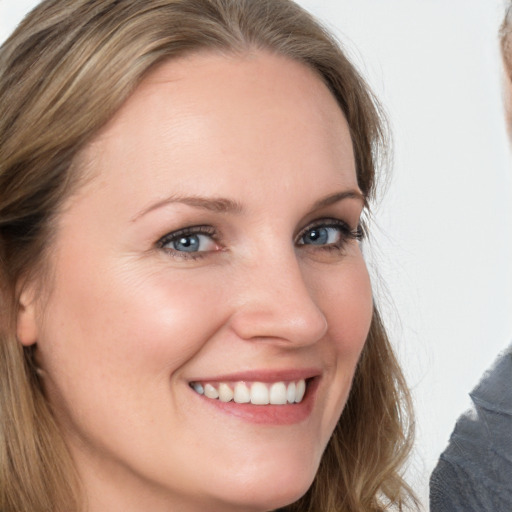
[190,378,319,425]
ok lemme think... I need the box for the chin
[206,453,318,512]
[212,482,312,512]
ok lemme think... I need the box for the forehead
[73,50,357,211]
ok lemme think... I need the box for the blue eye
[297,220,363,250]
[300,226,340,245]
[158,227,218,257]
[171,234,208,252]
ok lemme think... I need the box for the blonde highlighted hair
[0,1,415,510]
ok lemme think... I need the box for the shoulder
[430,344,512,512]
[470,343,512,415]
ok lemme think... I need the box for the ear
[16,285,39,346]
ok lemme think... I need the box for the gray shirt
[430,344,512,511]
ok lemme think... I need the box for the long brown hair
[0,1,415,510]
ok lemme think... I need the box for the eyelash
[156,218,364,261]
[296,219,364,250]
[157,226,219,260]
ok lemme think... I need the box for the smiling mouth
[189,379,307,405]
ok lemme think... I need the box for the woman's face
[20,51,373,512]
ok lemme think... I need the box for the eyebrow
[132,189,365,222]
[312,190,366,210]
[132,195,243,221]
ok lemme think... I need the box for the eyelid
[156,225,221,260]
[157,225,217,246]
[296,218,364,244]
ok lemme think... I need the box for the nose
[229,251,328,347]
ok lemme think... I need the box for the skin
[17,51,373,512]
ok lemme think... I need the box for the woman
[0,1,415,511]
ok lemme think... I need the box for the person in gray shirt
[429,345,512,511]
[430,5,512,510]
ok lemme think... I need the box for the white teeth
[204,383,219,399]
[218,383,234,402]
[191,379,308,405]
[287,382,296,404]
[233,382,250,403]
[295,379,306,403]
[250,382,270,405]
[269,382,287,405]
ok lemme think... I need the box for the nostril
[229,259,328,345]
[229,300,327,346]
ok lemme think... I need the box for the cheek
[35,257,233,461]
[36,253,228,398]
[320,256,373,352]
[344,259,373,346]
[307,254,373,438]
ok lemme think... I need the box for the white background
[2,0,511,508]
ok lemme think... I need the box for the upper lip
[188,368,321,384]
